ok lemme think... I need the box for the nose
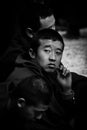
[49,51,56,61]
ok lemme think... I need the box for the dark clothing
[0,53,87,130]
[71,73,87,129]
[0,28,31,82]
[0,107,72,130]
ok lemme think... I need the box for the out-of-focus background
[1,0,87,76]
[62,36,87,77]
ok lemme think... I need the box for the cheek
[56,55,62,66]
[37,51,48,64]
[24,107,35,119]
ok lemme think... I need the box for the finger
[63,67,71,76]
[64,69,71,76]
[58,65,66,76]
[58,64,64,71]
[62,67,67,76]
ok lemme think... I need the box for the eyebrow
[43,45,62,51]
[43,45,51,48]
[56,48,63,51]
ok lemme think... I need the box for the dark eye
[56,51,62,55]
[44,49,50,53]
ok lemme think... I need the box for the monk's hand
[57,64,72,91]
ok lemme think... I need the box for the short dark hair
[30,28,64,53]
[9,76,52,107]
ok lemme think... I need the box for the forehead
[39,39,63,49]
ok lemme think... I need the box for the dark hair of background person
[8,76,52,110]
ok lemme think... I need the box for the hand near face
[57,64,72,91]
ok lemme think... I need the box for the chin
[45,68,56,73]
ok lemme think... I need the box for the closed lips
[48,64,55,67]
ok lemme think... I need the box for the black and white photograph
[0,0,87,129]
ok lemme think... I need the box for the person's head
[39,7,56,30]
[9,76,51,120]
[26,5,56,38]
[29,28,64,73]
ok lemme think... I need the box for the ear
[26,27,34,38]
[17,98,26,108]
[29,48,36,59]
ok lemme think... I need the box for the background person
[0,76,52,130]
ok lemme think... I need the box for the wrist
[64,89,73,94]
[62,89,75,103]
